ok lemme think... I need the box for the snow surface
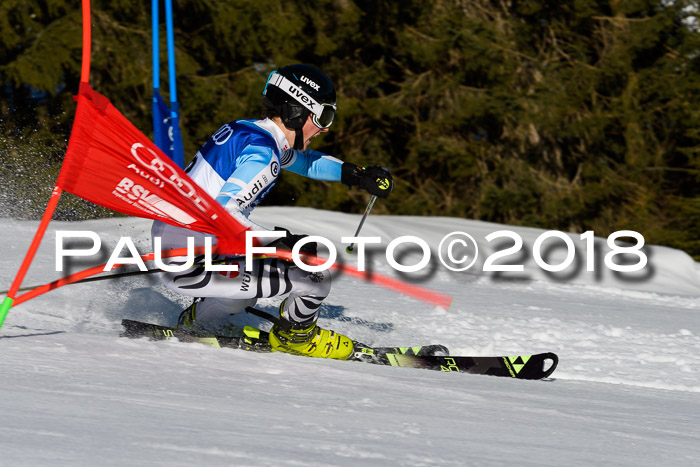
[1,207,700,466]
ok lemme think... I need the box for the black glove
[269,227,317,256]
[341,163,394,198]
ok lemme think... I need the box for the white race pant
[152,221,331,325]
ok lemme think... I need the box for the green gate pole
[0,297,13,328]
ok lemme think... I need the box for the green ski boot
[269,314,354,360]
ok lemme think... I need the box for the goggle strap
[264,71,334,121]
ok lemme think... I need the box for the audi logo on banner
[130,143,210,213]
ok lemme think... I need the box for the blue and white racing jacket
[184,118,343,232]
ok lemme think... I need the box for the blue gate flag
[152,0,185,168]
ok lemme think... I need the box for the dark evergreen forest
[2,0,700,258]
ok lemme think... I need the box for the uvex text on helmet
[262,64,337,131]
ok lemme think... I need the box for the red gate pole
[0,188,63,327]
[0,0,91,329]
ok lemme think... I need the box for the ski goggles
[264,71,336,129]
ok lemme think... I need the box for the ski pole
[0,252,283,297]
[0,267,164,296]
[346,195,377,254]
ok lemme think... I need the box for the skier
[152,64,393,360]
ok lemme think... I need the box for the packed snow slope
[1,207,699,466]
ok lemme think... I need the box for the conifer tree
[1,0,699,257]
